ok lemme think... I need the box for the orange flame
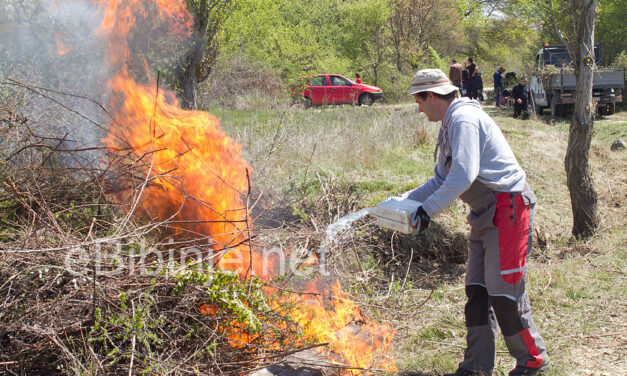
[284,281,397,373]
[55,33,74,56]
[86,0,396,373]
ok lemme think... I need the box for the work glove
[410,206,430,233]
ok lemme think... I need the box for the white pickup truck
[530,45,625,116]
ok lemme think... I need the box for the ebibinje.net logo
[63,239,330,281]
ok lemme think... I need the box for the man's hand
[517,98,522,104]
[411,206,431,232]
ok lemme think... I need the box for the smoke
[0,0,191,159]
[0,0,110,152]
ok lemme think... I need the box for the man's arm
[406,167,445,203]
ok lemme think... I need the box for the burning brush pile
[0,1,396,374]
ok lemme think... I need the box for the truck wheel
[304,97,312,109]
[607,103,615,115]
[535,104,544,115]
[359,93,374,106]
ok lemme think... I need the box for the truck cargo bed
[546,68,625,90]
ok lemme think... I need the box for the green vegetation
[202,0,626,109]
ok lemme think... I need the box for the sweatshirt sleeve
[406,167,444,202]
[421,121,481,216]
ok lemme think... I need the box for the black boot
[444,368,491,376]
[508,361,550,376]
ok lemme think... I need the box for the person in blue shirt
[494,67,506,107]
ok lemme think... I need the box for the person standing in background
[494,67,506,108]
[355,72,362,84]
[465,58,478,100]
[449,59,463,92]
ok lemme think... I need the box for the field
[216,101,627,376]
[1,95,625,375]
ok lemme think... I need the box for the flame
[284,281,397,373]
[55,33,74,56]
[80,0,396,373]
[103,69,253,272]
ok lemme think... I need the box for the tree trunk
[179,23,208,110]
[564,0,600,239]
[180,56,198,110]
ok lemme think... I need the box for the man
[465,58,478,100]
[512,77,530,119]
[494,67,506,108]
[406,69,549,376]
[449,59,463,92]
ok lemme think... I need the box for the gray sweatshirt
[407,98,526,217]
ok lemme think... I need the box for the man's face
[413,93,439,122]
[520,79,527,86]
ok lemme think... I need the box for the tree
[456,0,541,68]
[388,0,462,72]
[547,0,600,238]
[339,0,392,85]
[596,0,627,65]
[219,0,347,80]
[175,0,231,109]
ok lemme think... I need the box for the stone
[611,138,625,151]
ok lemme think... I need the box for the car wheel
[535,104,544,115]
[359,93,374,106]
[304,97,312,109]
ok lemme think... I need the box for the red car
[293,74,383,107]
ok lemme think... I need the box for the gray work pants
[458,180,548,374]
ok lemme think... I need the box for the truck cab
[535,44,602,70]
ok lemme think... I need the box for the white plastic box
[372,197,422,234]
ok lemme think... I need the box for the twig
[129,301,136,376]
[402,247,414,290]
[607,177,615,203]
[409,287,437,318]
[302,143,317,189]
[245,168,254,286]
[1,78,116,136]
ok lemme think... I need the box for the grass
[218,101,627,375]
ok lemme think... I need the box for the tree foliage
[195,0,626,103]
[596,0,627,65]
[388,0,463,72]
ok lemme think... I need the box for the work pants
[458,180,548,374]
[453,80,463,96]
[514,101,528,119]
[495,87,502,107]
[467,77,478,100]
